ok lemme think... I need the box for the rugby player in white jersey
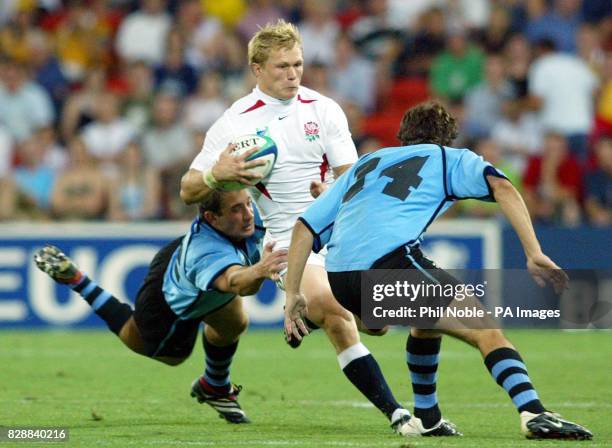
[180,20,459,437]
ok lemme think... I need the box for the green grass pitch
[1,329,610,447]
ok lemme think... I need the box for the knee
[322,312,359,349]
[325,314,353,333]
[224,311,249,341]
[320,304,354,333]
[234,312,249,337]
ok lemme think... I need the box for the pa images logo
[304,121,320,142]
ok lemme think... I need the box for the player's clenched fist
[310,181,327,199]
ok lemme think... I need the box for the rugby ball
[218,134,278,191]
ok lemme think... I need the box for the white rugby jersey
[190,85,357,244]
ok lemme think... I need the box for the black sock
[406,335,442,428]
[339,343,403,420]
[71,275,132,335]
[484,347,546,414]
[203,334,239,392]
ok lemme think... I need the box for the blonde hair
[248,20,302,65]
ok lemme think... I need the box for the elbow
[179,172,198,205]
[179,185,192,205]
[227,273,259,297]
[231,282,259,297]
[489,176,515,199]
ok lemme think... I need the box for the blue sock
[71,275,132,335]
[339,343,404,420]
[406,335,442,428]
[484,347,546,414]
[203,335,238,392]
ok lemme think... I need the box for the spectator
[37,126,68,172]
[60,67,107,141]
[525,0,582,53]
[523,132,583,226]
[302,61,333,98]
[154,28,198,97]
[183,71,228,133]
[12,136,57,218]
[121,61,155,134]
[52,0,114,82]
[181,0,224,71]
[393,7,447,77]
[429,25,485,102]
[0,60,55,142]
[0,124,15,219]
[174,0,205,44]
[107,142,161,221]
[584,136,612,226]
[237,0,285,43]
[0,1,37,63]
[472,4,513,53]
[491,97,543,173]
[0,177,15,219]
[0,125,14,180]
[29,30,69,114]
[80,91,137,173]
[349,0,400,60]
[115,0,171,65]
[463,53,515,139]
[527,38,599,162]
[503,33,532,99]
[50,137,108,220]
[140,91,193,173]
[385,0,442,30]
[444,0,491,32]
[336,0,365,30]
[576,22,605,77]
[329,33,376,112]
[298,0,340,66]
[164,128,204,220]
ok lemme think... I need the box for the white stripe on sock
[337,343,370,370]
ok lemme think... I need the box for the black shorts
[133,237,201,359]
[327,245,460,327]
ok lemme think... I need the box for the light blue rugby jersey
[162,208,265,319]
[300,144,506,272]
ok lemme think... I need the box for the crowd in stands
[0,0,610,227]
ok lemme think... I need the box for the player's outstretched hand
[527,253,569,294]
[310,181,327,199]
[212,143,267,186]
[259,242,288,281]
[284,292,309,343]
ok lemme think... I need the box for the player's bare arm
[284,220,313,341]
[488,175,569,293]
[214,242,288,297]
[180,143,267,205]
